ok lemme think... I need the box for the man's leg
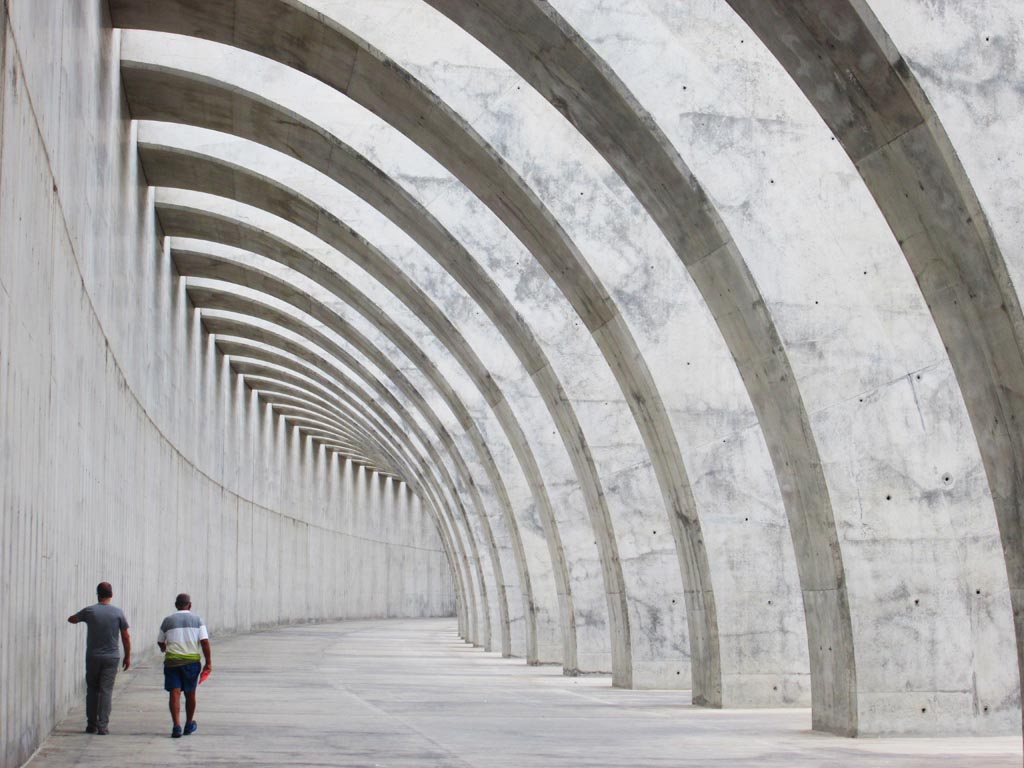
[184,690,197,724]
[168,688,181,726]
[85,657,100,729]
[95,658,118,733]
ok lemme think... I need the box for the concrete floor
[27,618,1023,767]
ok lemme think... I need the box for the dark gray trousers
[85,656,119,729]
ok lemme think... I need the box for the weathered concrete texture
[7,0,1024,763]
[137,138,571,669]
[725,0,1024,737]
[535,0,1018,736]
[0,4,454,767]
[110,0,724,701]
[26,619,1024,768]
[182,263,505,659]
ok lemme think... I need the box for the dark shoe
[183,721,197,736]
[85,725,97,734]
[96,728,108,736]
[171,725,182,739]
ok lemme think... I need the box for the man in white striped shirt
[157,593,212,738]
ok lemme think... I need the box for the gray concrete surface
[27,618,1024,768]
[7,0,1024,763]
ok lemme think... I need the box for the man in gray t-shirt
[68,582,131,734]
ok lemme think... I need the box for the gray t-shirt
[74,603,129,658]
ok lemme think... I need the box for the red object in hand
[199,667,211,685]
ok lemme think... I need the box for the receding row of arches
[93,0,1023,739]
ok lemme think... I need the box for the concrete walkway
[28,618,1022,767]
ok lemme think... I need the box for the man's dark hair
[175,593,191,610]
[96,582,113,600]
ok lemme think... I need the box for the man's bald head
[97,582,113,600]
[175,593,191,610]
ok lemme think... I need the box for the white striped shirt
[157,610,208,666]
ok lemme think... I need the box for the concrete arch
[164,206,531,659]
[139,140,569,666]
[229,353,479,638]
[420,0,853,725]
[212,332,496,553]
[220,343,490,613]
[228,366,451,498]
[229,364,482,639]
[199,303,491,647]
[182,278,514,656]
[110,2,723,697]
[244,382,390,448]
[238,386,393,465]
[113,59,623,675]
[725,0,1024,731]
[250,369,473,636]
[198,294,495,651]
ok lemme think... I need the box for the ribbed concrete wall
[5,0,1024,765]
[0,4,454,766]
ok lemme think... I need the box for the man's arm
[67,614,80,624]
[121,628,132,670]
[200,638,212,672]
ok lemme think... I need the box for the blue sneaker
[171,725,182,739]
[183,721,197,736]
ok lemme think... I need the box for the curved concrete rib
[269,391,473,634]
[217,341,452,492]
[183,273,514,656]
[221,343,488,604]
[235,373,383,444]
[239,368,479,634]
[238,375,397,458]
[245,381,391,450]
[163,206,528,660]
[117,60,620,674]
[245,386,412,477]
[111,2,722,694]
[421,0,851,726]
[726,0,1024,731]
[231,367,440,489]
[201,305,491,647]
[141,143,566,666]
[242,385,391,464]
[200,307,493,647]
[228,358,483,640]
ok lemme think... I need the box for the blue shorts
[164,661,201,693]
